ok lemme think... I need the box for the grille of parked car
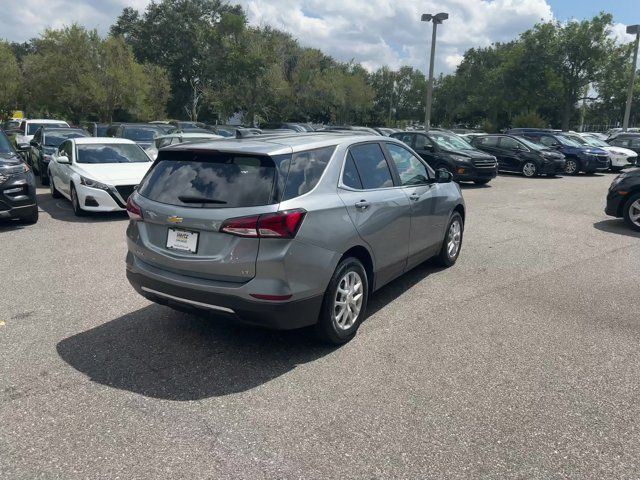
[0,174,7,184]
[116,185,137,202]
[473,158,497,168]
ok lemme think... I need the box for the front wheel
[70,185,85,217]
[564,158,579,175]
[623,193,640,232]
[522,161,538,178]
[433,212,464,267]
[49,172,62,198]
[474,179,491,185]
[315,257,369,345]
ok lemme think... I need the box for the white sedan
[571,133,637,171]
[48,138,153,216]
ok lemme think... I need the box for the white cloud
[1,0,554,75]
[610,22,637,44]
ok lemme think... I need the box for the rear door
[384,142,446,267]
[337,142,411,288]
[497,136,524,171]
[133,150,284,283]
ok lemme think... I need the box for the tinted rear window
[139,151,278,208]
[277,146,335,201]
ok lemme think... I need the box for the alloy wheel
[522,162,537,177]
[447,219,462,259]
[565,159,578,175]
[629,200,640,227]
[333,271,364,330]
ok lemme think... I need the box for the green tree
[0,41,21,117]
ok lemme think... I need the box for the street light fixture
[422,12,448,132]
[623,24,640,132]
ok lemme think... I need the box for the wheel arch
[340,245,375,293]
[619,188,640,217]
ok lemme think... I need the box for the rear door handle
[355,200,370,210]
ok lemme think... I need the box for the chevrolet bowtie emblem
[167,216,183,224]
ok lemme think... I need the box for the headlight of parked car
[80,176,110,190]
[450,155,471,163]
[0,163,29,176]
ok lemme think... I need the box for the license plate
[166,228,199,253]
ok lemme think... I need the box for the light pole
[623,24,640,132]
[422,12,448,132]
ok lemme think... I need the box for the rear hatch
[132,148,286,283]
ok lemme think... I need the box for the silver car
[125,133,465,344]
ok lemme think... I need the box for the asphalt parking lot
[1,172,639,479]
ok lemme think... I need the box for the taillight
[126,195,143,220]
[220,209,306,239]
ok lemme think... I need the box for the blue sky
[547,0,639,23]
[1,1,636,75]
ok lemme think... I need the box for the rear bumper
[126,258,323,330]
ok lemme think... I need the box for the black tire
[622,193,640,232]
[564,158,580,175]
[474,179,491,185]
[20,206,38,224]
[433,212,464,268]
[70,184,85,217]
[522,161,538,178]
[315,257,369,345]
[49,172,62,198]
[40,163,49,186]
[610,166,623,173]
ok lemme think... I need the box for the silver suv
[126,133,465,344]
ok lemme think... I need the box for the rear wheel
[564,158,579,175]
[70,184,85,217]
[315,257,368,345]
[474,179,491,185]
[433,212,464,267]
[522,161,538,178]
[623,193,640,232]
[40,163,49,186]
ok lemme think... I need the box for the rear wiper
[178,195,227,204]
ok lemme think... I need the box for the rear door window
[348,143,394,189]
[138,151,278,208]
[279,146,335,200]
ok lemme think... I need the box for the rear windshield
[28,122,67,135]
[138,145,335,208]
[77,144,151,164]
[123,127,161,142]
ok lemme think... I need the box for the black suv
[29,127,88,185]
[391,130,498,185]
[605,168,640,231]
[470,134,565,177]
[0,130,38,224]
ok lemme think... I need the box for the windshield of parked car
[76,144,151,163]
[556,135,582,147]
[0,132,14,153]
[45,132,87,147]
[122,127,161,142]
[27,123,68,135]
[430,132,476,151]
[517,137,547,151]
[579,136,609,148]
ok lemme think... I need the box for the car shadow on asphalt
[36,191,128,223]
[593,219,640,239]
[56,262,443,401]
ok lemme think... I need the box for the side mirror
[436,168,453,183]
[30,139,39,147]
[56,155,70,164]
